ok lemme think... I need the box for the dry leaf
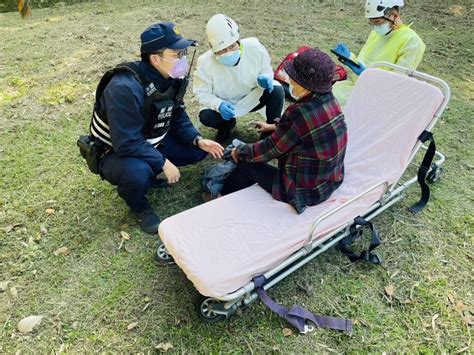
[155,342,173,352]
[120,231,130,240]
[447,294,455,305]
[0,281,11,292]
[431,314,439,330]
[40,225,48,235]
[127,321,138,331]
[45,208,55,215]
[10,287,18,297]
[282,327,293,337]
[53,246,69,256]
[385,285,395,297]
[5,223,22,233]
[17,315,43,333]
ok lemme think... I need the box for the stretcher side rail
[370,62,450,194]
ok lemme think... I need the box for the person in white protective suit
[332,0,425,107]
[193,14,284,143]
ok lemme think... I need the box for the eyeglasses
[153,48,188,59]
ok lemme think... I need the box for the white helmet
[365,0,404,18]
[206,14,240,52]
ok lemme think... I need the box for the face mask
[162,56,189,78]
[373,22,393,36]
[217,50,241,66]
[289,82,302,101]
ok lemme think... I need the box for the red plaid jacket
[237,93,347,213]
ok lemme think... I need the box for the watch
[193,135,203,146]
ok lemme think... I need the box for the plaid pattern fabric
[237,93,347,213]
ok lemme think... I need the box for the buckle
[299,323,315,335]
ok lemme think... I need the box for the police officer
[92,22,224,234]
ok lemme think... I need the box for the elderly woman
[222,48,348,214]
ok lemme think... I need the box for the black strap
[410,130,436,214]
[339,216,382,265]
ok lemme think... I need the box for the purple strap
[253,275,353,334]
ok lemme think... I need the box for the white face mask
[289,82,301,100]
[373,22,393,36]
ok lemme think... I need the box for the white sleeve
[257,44,275,80]
[192,56,223,112]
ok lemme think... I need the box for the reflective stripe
[93,111,110,129]
[147,131,168,146]
[91,119,111,139]
[91,125,113,147]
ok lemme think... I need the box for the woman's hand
[231,148,239,163]
[253,121,276,133]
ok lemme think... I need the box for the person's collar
[138,60,170,83]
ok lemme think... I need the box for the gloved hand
[257,75,273,93]
[218,101,236,120]
[347,61,366,76]
[333,42,351,58]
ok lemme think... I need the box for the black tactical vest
[90,62,187,149]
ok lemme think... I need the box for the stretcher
[156,63,450,333]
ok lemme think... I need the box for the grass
[1,0,473,352]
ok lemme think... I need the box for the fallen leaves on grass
[10,287,18,297]
[120,231,130,240]
[4,223,23,233]
[155,342,173,352]
[127,321,138,331]
[0,281,11,292]
[431,313,439,331]
[282,327,293,337]
[385,285,395,297]
[17,315,43,333]
[45,208,55,215]
[53,246,70,256]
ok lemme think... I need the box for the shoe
[137,209,161,235]
[215,118,236,145]
[215,128,232,145]
[152,177,170,189]
[201,192,222,203]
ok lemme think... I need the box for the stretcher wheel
[427,164,442,184]
[198,297,226,323]
[155,243,174,264]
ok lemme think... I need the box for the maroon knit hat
[283,48,335,93]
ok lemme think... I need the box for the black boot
[215,118,236,145]
[137,209,161,235]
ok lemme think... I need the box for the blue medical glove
[347,61,366,76]
[333,42,351,58]
[257,75,273,93]
[218,101,236,120]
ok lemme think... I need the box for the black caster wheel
[197,297,226,323]
[155,243,174,265]
[427,164,442,184]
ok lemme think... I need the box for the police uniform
[92,22,206,233]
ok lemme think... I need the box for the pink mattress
[159,69,445,299]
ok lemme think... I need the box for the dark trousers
[221,161,277,196]
[199,85,284,138]
[100,132,207,213]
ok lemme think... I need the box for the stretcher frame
[156,62,450,325]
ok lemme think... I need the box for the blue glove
[347,61,366,76]
[257,75,273,93]
[218,101,236,120]
[333,42,351,58]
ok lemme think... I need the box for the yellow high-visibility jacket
[333,24,426,107]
